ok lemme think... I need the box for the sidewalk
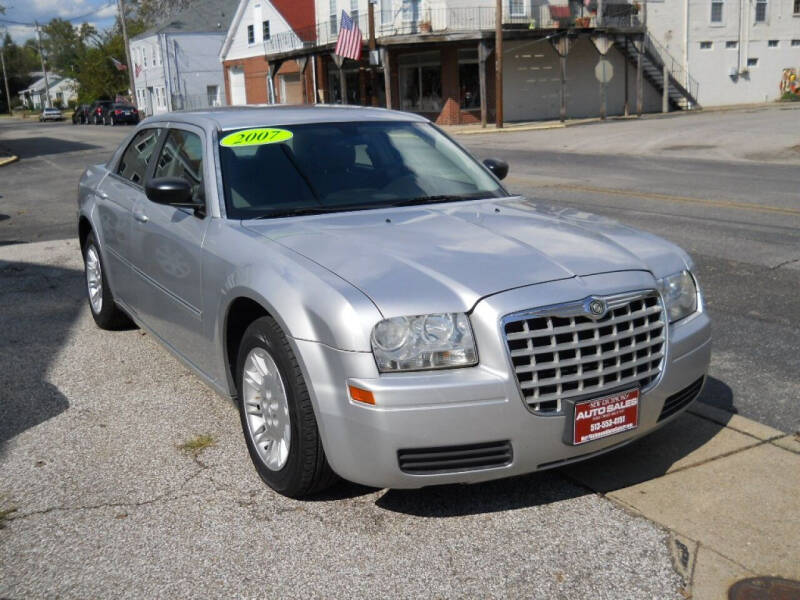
[441,101,800,136]
[565,401,800,599]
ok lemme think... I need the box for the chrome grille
[503,291,666,414]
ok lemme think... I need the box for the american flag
[110,57,128,71]
[334,10,362,61]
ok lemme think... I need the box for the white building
[220,0,316,106]
[131,0,238,115]
[18,75,78,109]
[643,0,799,106]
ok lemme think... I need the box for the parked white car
[39,107,64,122]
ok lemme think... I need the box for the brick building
[222,0,703,124]
[220,0,316,105]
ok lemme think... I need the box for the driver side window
[153,129,205,203]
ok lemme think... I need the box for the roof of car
[139,105,429,131]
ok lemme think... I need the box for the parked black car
[101,102,140,125]
[72,104,91,124]
[89,100,113,125]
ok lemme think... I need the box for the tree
[0,34,41,111]
[73,13,147,102]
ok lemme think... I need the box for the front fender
[203,220,383,388]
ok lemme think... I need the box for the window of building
[151,46,157,66]
[398,52,441,112]
[725,40,737,48]
[247,24,255,44]
[768,39,779,47]
[458,49,480,109]
[330,0,338,34]
[755,0,767,22]
[747,57,758,67]
[509,0,526,16]
[262,20,270,40]
[143,49,148,67]
[351,0,359,23]
[381,0,392,24]
[700,41,712,49]
[711,0,724,22]
[794,0,800,14]
[792,39,800,46]
[117,128,162,186]
[402,0,419,22]
[207,85,220,107]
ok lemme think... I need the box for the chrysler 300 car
[77,106,711,497]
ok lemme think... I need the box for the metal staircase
[617,33,700,111]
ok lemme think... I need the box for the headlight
[371,313,478,372]
[658,270,699,323]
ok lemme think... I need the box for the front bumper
[296,271,711,489]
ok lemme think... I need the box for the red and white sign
[573,388,639,445]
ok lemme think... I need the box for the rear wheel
[236,316,337,498]
[83,232,132,330]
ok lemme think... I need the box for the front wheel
[236,316,337,498]
[83,232,132,330]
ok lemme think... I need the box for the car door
[129,124,210,369]
[94,127,163,312]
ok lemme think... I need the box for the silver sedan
[77,106,711,497]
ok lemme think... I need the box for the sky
[0,0,118,42]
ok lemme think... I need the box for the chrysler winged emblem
[588,298,606,318]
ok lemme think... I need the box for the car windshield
[218,121,507,219]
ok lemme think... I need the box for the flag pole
[117,0,137,106]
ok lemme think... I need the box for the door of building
[229,67,246,105]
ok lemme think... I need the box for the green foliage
[780,91,800,102]
[0,34,40,112]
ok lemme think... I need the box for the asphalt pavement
[1,109,798,598]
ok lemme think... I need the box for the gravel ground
[0,239,684,599]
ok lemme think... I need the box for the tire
[236,316,337,498]
[82,232,132,330]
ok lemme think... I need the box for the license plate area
[572,388,639,445]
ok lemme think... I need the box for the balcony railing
[260,4,643,57]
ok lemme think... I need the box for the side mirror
[145,177,196,207]
[483,158,509,180]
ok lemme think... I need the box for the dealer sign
[573,388,640,445]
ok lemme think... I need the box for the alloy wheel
[241,347,291,471]
[85,245,103,314]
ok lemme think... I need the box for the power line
[0,3,117,29]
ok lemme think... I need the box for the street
[0,107,798,599]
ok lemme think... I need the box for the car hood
[244,197,689,317]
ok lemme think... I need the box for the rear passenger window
[153,129,205,202]
[117,128,161,186]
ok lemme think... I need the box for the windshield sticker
[220,128,293,147]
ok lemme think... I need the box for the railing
[645,32,699,101]
[261,4,643,56]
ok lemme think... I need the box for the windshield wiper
[251,203,390,220]
[390,194,487,207]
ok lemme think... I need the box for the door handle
[97,191,109,199]
[134,211,149,223]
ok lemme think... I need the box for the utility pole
[494,0,503,128]
[1,43,11,115]
[117,0,137,105]
[34,21,51,108]
[368,0,378,106]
